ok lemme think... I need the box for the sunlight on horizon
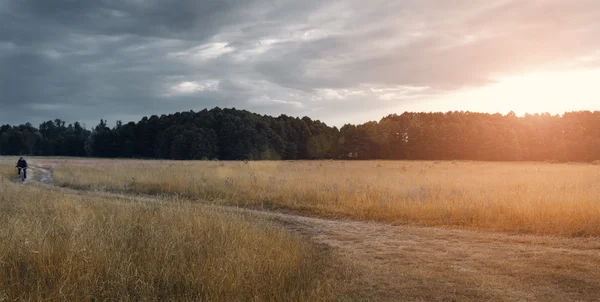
[401,68,600,116]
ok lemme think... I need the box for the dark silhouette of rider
[16,157,28,180]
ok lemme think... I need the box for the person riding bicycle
[16,157,28,180]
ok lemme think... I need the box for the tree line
[1,108,599,162]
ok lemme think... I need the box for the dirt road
[26,166,600,301]
[252,209,600,301]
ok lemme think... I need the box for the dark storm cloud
[1,0,599,127]
[5,0,249,40]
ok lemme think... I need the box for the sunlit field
[0,164,339,301]
[3,159,600,300]
[23,157,600,237]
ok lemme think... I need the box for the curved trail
[250,210,600,301]
[8,166,52,184]
[26,166,600,301]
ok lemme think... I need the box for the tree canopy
[1,108,599,162]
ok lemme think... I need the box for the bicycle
[17,167,27,182]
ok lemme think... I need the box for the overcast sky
[1,0,599,128]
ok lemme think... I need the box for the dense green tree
[2,108,600,162]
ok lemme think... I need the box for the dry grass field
[0,163,341,301]
[37,158,600,237]
[2,158,600,300]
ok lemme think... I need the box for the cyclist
[16,157,28,180]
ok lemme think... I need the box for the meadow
[0,163,341,301]
[3,158,600,300]
[39,158,600,237]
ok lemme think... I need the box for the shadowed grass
[39,158,600,237]
[0,165,341,301]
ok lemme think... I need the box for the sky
[1,0,599,128]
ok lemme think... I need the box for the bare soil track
[23,166,600,301]
[8,166,52,185]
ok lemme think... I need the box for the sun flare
[486,69,600,115]
[408,68,600,115]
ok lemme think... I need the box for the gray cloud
[1,0,599,127]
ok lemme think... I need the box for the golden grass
[42,158,600,237]
[0,164,18,181]
[0,165,339,301]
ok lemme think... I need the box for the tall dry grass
[0,165,339,301]
[0,163,19,181]
[45,159,600,236]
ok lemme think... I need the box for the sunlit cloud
[166,80,220,96]
[249,95,305,108]
[170,42,234,61]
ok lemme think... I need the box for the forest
[1,107,599,162]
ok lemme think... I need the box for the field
[2,157,600,301]
[44,159,600,236]
[0,163,342,301]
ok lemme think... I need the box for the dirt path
[8,166,52,184]
[26,166,600,301]
[239,209,600,302]
[14,166,54,185]
[35,166,53,185]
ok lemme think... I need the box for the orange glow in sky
[400,68,600,115]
